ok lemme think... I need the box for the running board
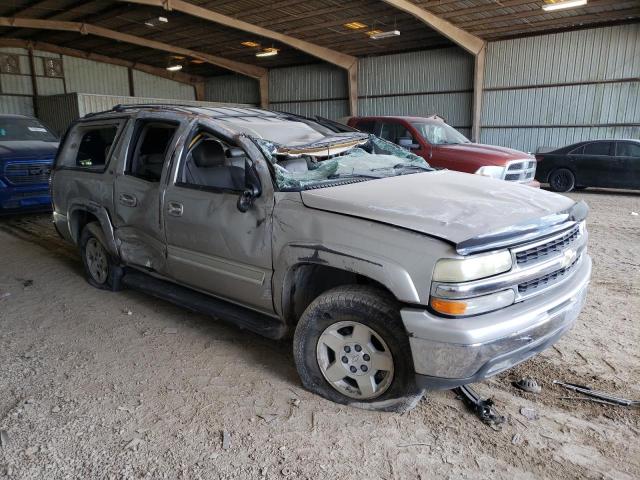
[121,270,287,340]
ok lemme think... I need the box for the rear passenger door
[112,114,185,273]
[578,141,616,188]
[615,141,640,189]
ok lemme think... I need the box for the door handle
[167,201,183,217]
[119,193,137,207]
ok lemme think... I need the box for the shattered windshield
[411,121,470,145]
[254,135,433,191]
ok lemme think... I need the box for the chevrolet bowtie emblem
[561,248,577,268]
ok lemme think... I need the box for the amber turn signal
[430,298,467,315]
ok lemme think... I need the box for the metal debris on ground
[222,430,231,450]
[511,433,524,446]
[0,430,8,448]
[553,380,640,407]
[0,292,10,301]
[454,385,505,429]
[513,377,542,394]
[520,407,539,421]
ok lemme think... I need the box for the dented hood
[301,170,577,247]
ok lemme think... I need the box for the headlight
[431,289,515,316]
[475,165,505,179]
[432,250,512,282]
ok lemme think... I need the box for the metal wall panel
[483,82,640,126]
[359,47,473,95]
[63,55,130,96]
[205,74,260,105]
[36,93,80,135]
[269,99,350,120]
[358,92,472,128]
[36,77,65,96]
[482,25,640,152]
[485,24,640,88]
[0,74,32,95]
[269,64,347,102]
[481,126,640,154]
[132,70,195,100]
[36,93,248,135]
[358,47,473,126]
[0,94,33,115]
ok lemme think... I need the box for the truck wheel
[79,223,123,291]
[293,285,424,412]
[548,168,575,192]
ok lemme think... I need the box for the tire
[548,168,575,192]
[293,285,424,412]
[79,223,123,291]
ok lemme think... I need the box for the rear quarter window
[57,120,125,172]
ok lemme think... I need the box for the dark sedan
[535,139,640,192]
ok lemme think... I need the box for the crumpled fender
[67,200,119,257]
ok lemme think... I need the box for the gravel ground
[0,189,638,480]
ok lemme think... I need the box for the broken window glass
[253,135,432,191]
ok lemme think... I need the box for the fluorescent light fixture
[144,20,155,27]
[166,64,183,71]
[542,0,587,10]
[158,16,168,22]
[241,41,260,47]
[344,21,367,30]
[256,48,279,57]
[366,29,383,36]
[369,29,400,40]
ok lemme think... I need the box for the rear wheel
[548,168,575,192]
[80,223,122,291]
[293,285,424,412]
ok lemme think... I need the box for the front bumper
[401,254,591,390]
[0,184,52,213]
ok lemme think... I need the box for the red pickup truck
[347,115,539,187]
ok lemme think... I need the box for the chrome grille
[515,225,580,266]
[4,161,52,185]
[504,159,536,183]
[518,257,580,294]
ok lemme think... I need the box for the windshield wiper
[392,163,430,171]
[327,172,382,180]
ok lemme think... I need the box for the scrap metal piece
[553,381,639,407]
[455,385,505,429]
[514,377,542,394]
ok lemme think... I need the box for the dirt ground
[0,189,638,480]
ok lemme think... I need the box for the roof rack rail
[83,103,197,118]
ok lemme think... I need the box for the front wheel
[293,285,424,412]
[548,168,576,192]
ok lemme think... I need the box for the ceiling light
[256,48,279,57]
[366,29,383,36]
[369,30,401,40]
[241,41,260,48]
[542,0,587,10]
[158,16,168,22]
[166,65,183,71]
[344,21,367,30]
[144,16,169,27]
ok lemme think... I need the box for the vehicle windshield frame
[411,121,470,146]
[0,117,58,142]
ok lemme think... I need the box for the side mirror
[398,137,420,150]
[237,189,255,213]
[237,160,261,213]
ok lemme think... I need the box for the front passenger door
[615,141,640,189]
[163,131,274,314]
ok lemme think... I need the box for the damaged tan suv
[51,105,591,412]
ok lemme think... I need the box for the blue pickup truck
[0,114,59,214]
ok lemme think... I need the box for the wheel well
[283,263,394,326]
[70,210,99,244]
